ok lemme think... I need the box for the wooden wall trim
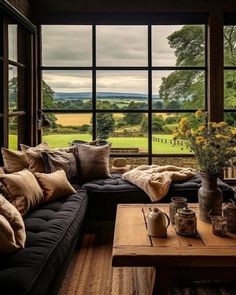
[0,0,36,32]
[207,9,224,122]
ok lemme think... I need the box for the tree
[123,113,144,125]
[159,25,205,110]
[42,81,57,128]
[159,25,236,125]
[96,113,115,140]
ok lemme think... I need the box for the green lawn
[42,133,191,154]
[9,133,191,154]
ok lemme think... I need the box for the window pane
[8,24,17,62]
[97,26,147,66]
[96,71,148,110]
[42,25,92,66]
[152,70,205,110]
[224,112,236,127]
[152,25,205,67]
[9,116,18,150]
[97,113,148,154]
[224,26,236,66]
[224,70,236,109]
[9,65,18,112]
[42,71,92,110]
[42,113,92,148]
[152,113,198,154]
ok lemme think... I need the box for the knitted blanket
[122,165,196,202]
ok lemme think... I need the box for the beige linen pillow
[0,194,26,253]
[21,142,50,173]
[75,143,111,182]
[42,149,78,182]
[34,170,76,202]
[24,150,46,173]
[20,142,49,152]
[0,169,44,216]
[1,148,29,173]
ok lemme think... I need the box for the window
[0,14,33,152]
[224,25,236,179]
[41,24,206,166]
[8,22,27,149]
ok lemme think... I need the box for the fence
[152,136,188,150]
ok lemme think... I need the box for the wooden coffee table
[112,204,236,295]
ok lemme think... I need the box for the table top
[112,204,236,268]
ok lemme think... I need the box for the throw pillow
[0,169,44,216]
[41,149,78,183]
[20,142,49,152]
[0,194,26,253]
[34,170,76,202]
[75,143,111,182]
[21,142,50,173]
[24,149,46,173]
[1,148,29,173]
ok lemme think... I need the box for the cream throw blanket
[122,165,196,202]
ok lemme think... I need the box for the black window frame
[40,21,208,164]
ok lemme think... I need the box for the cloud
[42,25,187,93]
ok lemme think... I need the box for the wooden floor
[58,221,236,295]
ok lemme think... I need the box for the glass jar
[175,208,197,236]
[211,216,228,236]
[223,200,236,233]
[169,197,187,224]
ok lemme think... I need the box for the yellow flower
[216,121,228,128]
[209,122,218,128]
[215,134,229,139]
[196,136,205,144]
[197,125,206,132]
[191,129,197,135]
[195,110,204,119]
[231,128,236,135]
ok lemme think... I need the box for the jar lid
[177,207,195,216]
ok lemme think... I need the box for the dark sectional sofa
[0,173,234,295]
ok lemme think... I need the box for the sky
[42,25,185,94]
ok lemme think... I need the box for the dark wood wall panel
[30,0,236,18]
[7,0,32,19]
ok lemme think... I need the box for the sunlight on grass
[42,133,191,154]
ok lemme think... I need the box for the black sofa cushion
[0,190,87,295]
[82,173,234,220]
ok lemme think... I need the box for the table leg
[152,268,169,295]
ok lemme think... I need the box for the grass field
[42,133,191,154]
[9,132,191,154]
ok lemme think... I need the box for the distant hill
[55,92,159,100]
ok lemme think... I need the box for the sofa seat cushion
[82,173,234,220]
[0,190,88,295]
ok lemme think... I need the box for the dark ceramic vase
[198,172,223,223]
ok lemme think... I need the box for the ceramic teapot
[146,208,170,237]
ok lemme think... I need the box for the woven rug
[58,222,236,295]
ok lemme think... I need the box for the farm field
[9,133,191,154]
[42,133,191,154]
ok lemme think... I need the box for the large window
[41,24,206,165]
[224,25,236,179]
[0,15,33,152]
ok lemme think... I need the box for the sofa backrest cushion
[0,194,26,253]
[75,143,111,182]
[1,148,29,173]
[34,169,76,201]
[0,169,44,216]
